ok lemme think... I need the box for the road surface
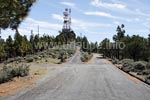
[1,53,150,100]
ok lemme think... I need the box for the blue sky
[1,0,150,42]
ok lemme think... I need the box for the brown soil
[86,55,94,64]
[0,74,41,96]
[121,70,141,83]
[0,64,47,97]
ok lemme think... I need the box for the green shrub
[17,64,30,77]
[120,59,134,72]
[45,59,48,62]
[146,62,150,69]
[66,49,75,56]
[112,59,119,64]
[121,59,134,68]
[140,61,148,65]
[108,58,112,62]
[81,52,93,62]
[122,66,134,73]
[132,61,147,72]
[25,57,34,63]
[0,64,30,84]
[121,59,134,65]
[51,53,58,59]
[0,71,10,83]
[34,55,41,60]
[82,52,89,61]
[147,75,150,80]
[141,70,150,75]
[15,57,22,62]
[81,56,87,62]
[5,58,15,63]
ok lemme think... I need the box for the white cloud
[1,18,62,39]
[84,11,143,23]
[143,22,150,28]
[147,18,150,21]
[90,0,126,9]
[23,18,62,30]
[60,2,76,8]
[129,29,149,33]
[84,11,116,18]
[51,14,111,28]
[134,18,140,22]
[113,21,120,25]
[84,11,122,20]
[52,13,81,23]
[135,9,150,17]
[51,14,63,21]
[90,0,150,23]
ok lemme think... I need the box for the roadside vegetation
[100,24,150,84]
[0,0,77,84]
[80,52,93,62]
[0,64,29,84]
[100,24,150,62]
[0,47,75,84]
[108,58,150,84]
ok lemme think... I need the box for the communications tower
[62,8,71,32]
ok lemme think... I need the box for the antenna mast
[37,25,39,35]
[62,8,72,32]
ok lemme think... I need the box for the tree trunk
[15,28,19,34]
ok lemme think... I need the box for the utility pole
[80,33,82,39]
[37,25,39,35]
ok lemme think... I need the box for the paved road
[1,53,150,100]
[68,49,82,64]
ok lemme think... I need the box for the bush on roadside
[15,56,23,62]
[120,59,134,72]
[25,57,34,63]
[0,64,30,84]
[140,70,150,75]
[0,71,10,83]
[81,52,93,62]
[5,58,15,64]
[34,55,41,61]
[131,61,147,72]
[52,53,57,59]
[112,59,119,64]
[107,58,112,62]
[121,59,134,65]
[66,49,75,56]
[147,75,150,80]
[121,59,134,67]
[146,62,150,69]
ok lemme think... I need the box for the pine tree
[0,0,36,32]
[6,35,14,57]
[0,38,6,62]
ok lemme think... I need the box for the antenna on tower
[62,8,72,32]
